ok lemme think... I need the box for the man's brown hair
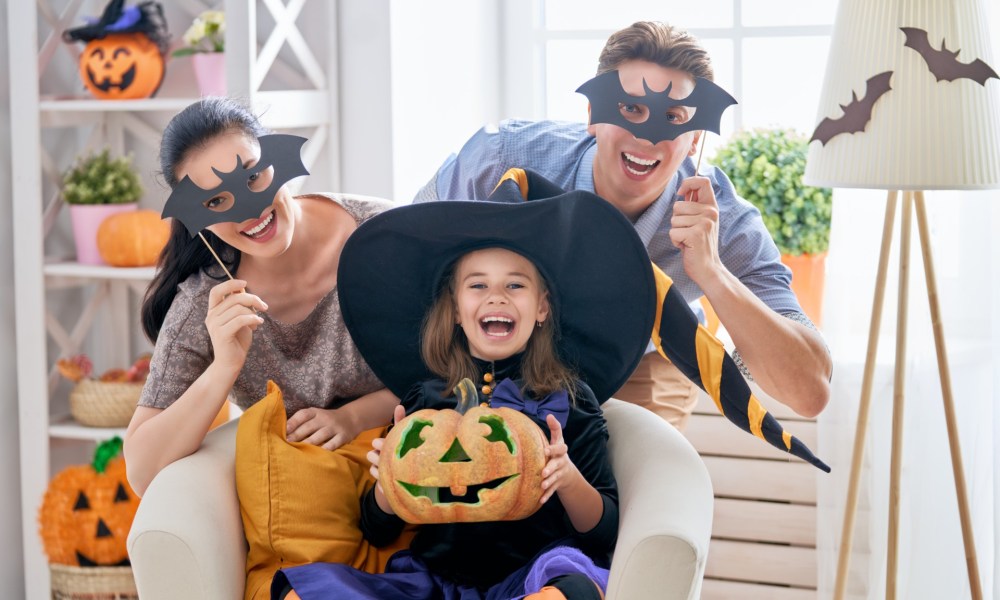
[597,21,714,81]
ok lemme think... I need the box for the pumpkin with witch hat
[62,0,170,100]
[39,437,140,567]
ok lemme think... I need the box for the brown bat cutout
[901,27,999,86]
[810,71,893,146]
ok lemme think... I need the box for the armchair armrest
[603,398,713,600]
[128,419,245,600]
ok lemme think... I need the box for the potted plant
[712,128,833,324]
[172,10,226,97]
[62,149,143,265]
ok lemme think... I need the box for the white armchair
[127,398,713,599]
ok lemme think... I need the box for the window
[507,0,835,154]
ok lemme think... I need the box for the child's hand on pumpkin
[368,404,406,514]
[286,406,358,450]
[540,414,581,504]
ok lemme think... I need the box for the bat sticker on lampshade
[809,71,894,146]
[576,70,737,144]
[162,134,310,237]
[901,27,999,86]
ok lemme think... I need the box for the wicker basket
[69,380,142,428]
[49,564,138,600]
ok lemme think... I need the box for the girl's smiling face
[453,248,550,361]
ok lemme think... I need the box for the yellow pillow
[236,381,413,600]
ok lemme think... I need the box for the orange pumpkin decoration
[79,33,164,100]
[38,437,140,566]
[97,209,170,267]
[380,379,546,523]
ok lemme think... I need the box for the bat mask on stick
[576,70,737,144]
[162,134,310,236]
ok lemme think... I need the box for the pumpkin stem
[93,436,124,474]
[453,378,479,415]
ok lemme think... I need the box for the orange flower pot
[780,252,827,327]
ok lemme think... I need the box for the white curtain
[816,188,998,599]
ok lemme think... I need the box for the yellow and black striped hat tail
[490,167,571,202]
[650,264,830,473]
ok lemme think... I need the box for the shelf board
[50,415,126,441]
[44,262,156,282]
[39,97,201,113]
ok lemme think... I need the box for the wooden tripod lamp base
[833,190,983,599]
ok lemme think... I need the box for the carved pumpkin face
[78,33,164,100]
[380,405,547,523]
[38,440,140,566]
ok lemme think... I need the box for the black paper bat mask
[162,134,310,237]
[576,70,737,144]
[901,27,999,86]
[809,71,893,146]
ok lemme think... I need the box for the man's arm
[672,176,831,417]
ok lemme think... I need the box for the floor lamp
[803,0,1000,598]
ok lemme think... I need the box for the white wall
[0,0,26,596]
[337,0,503,202]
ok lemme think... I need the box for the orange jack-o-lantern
[38,437,140,566]
[79,33,164,100]
[380,379,547,523]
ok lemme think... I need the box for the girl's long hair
[141,98,268,342]
[420,260,577,399]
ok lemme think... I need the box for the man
[414,21,831,430]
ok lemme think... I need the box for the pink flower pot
[69,203,138,265]
[192,52,226,97]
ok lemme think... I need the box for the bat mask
[162,134,310,237]
[576,70,737,144]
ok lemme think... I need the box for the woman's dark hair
[141,97,268,342]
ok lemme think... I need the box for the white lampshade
[804,0,1000,190]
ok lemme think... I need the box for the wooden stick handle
[198,232,236,281]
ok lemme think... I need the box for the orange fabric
[522,586,569,599]
[236,381,414,599]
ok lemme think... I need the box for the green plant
[172,10,225,57]
[712,128,832,256]
[61,149,143,205]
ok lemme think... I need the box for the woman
[124,97,397,496]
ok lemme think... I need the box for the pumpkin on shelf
[58,354,150,428]
[97,209,170,267]
[38,437,140,567]
[379,378,547,524]
[61,0,170,101]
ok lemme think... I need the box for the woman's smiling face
[175,130,294,258]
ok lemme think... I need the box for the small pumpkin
[379,379,547,523]
[79,33,164,100]
[97,209,170,267]
[38,437,140,566]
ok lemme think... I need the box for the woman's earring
[536,320,543,328]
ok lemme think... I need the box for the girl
[274,179,658,599]
[124,97,398,496]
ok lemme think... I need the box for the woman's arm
[124,361,239,496]
[285,387,399,449]
[124,278,266,496]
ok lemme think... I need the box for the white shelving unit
[8,2,339,597]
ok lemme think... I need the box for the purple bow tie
[491,378,570,429]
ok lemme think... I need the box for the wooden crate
[686,391,819,599]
